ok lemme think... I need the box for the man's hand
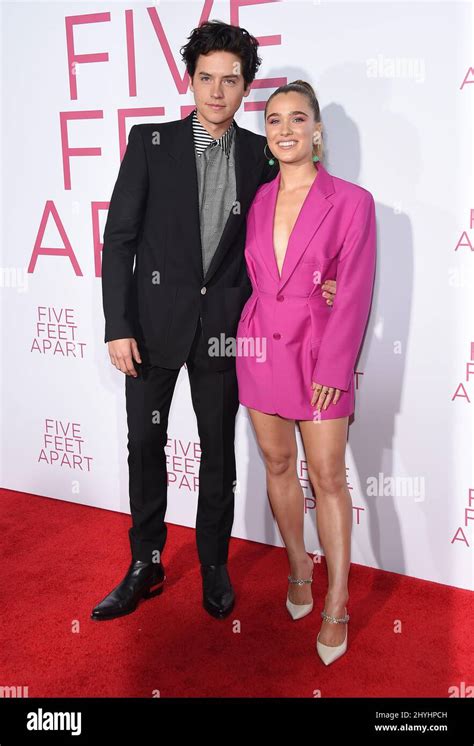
[108,338,142,377]
[322,279,336,305]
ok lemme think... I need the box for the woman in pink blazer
[236,80,376,664]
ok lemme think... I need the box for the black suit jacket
[101,109,279,370]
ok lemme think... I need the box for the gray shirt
[192,109,236,277]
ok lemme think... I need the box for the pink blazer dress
[235,161,377,421]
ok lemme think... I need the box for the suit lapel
[165,111,204,282]
[255,162,335,291]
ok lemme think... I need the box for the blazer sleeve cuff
[311,360,352,392]
[104,321,135,343]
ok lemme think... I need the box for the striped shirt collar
[192,108,235,158]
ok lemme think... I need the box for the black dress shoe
[201,563,235,618]
[91,559,165,621]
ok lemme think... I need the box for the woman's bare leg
[248,408,313,605]
[298,416,351,646]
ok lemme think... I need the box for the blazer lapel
[166,111,205,283]
[255,162,335,291]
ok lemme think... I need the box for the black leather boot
[201,563,235,618]
[91,559,165,621]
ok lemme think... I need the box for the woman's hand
[311,381,342,410]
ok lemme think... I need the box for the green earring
[313,154,320,162]
[264,143,275,166]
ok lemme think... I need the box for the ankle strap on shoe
[320,609,350,624]
[288,574,313,585]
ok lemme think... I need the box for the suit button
[277,294,284,302]
[201,287,207,295]
[273,332,281,340]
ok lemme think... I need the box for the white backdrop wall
[1,1,472,590]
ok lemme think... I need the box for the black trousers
[125,316,240,565]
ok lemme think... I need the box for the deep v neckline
[271,166,319,280]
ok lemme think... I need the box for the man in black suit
[91,21,335,621]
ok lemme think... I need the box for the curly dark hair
[180,20,262,88]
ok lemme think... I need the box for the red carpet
[0,488,471,698]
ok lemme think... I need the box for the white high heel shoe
[316,606,350,665]
[286,573,314,620]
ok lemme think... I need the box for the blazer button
[201,287,207,295]
[273,332,281,340]
[277,294,284,302]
